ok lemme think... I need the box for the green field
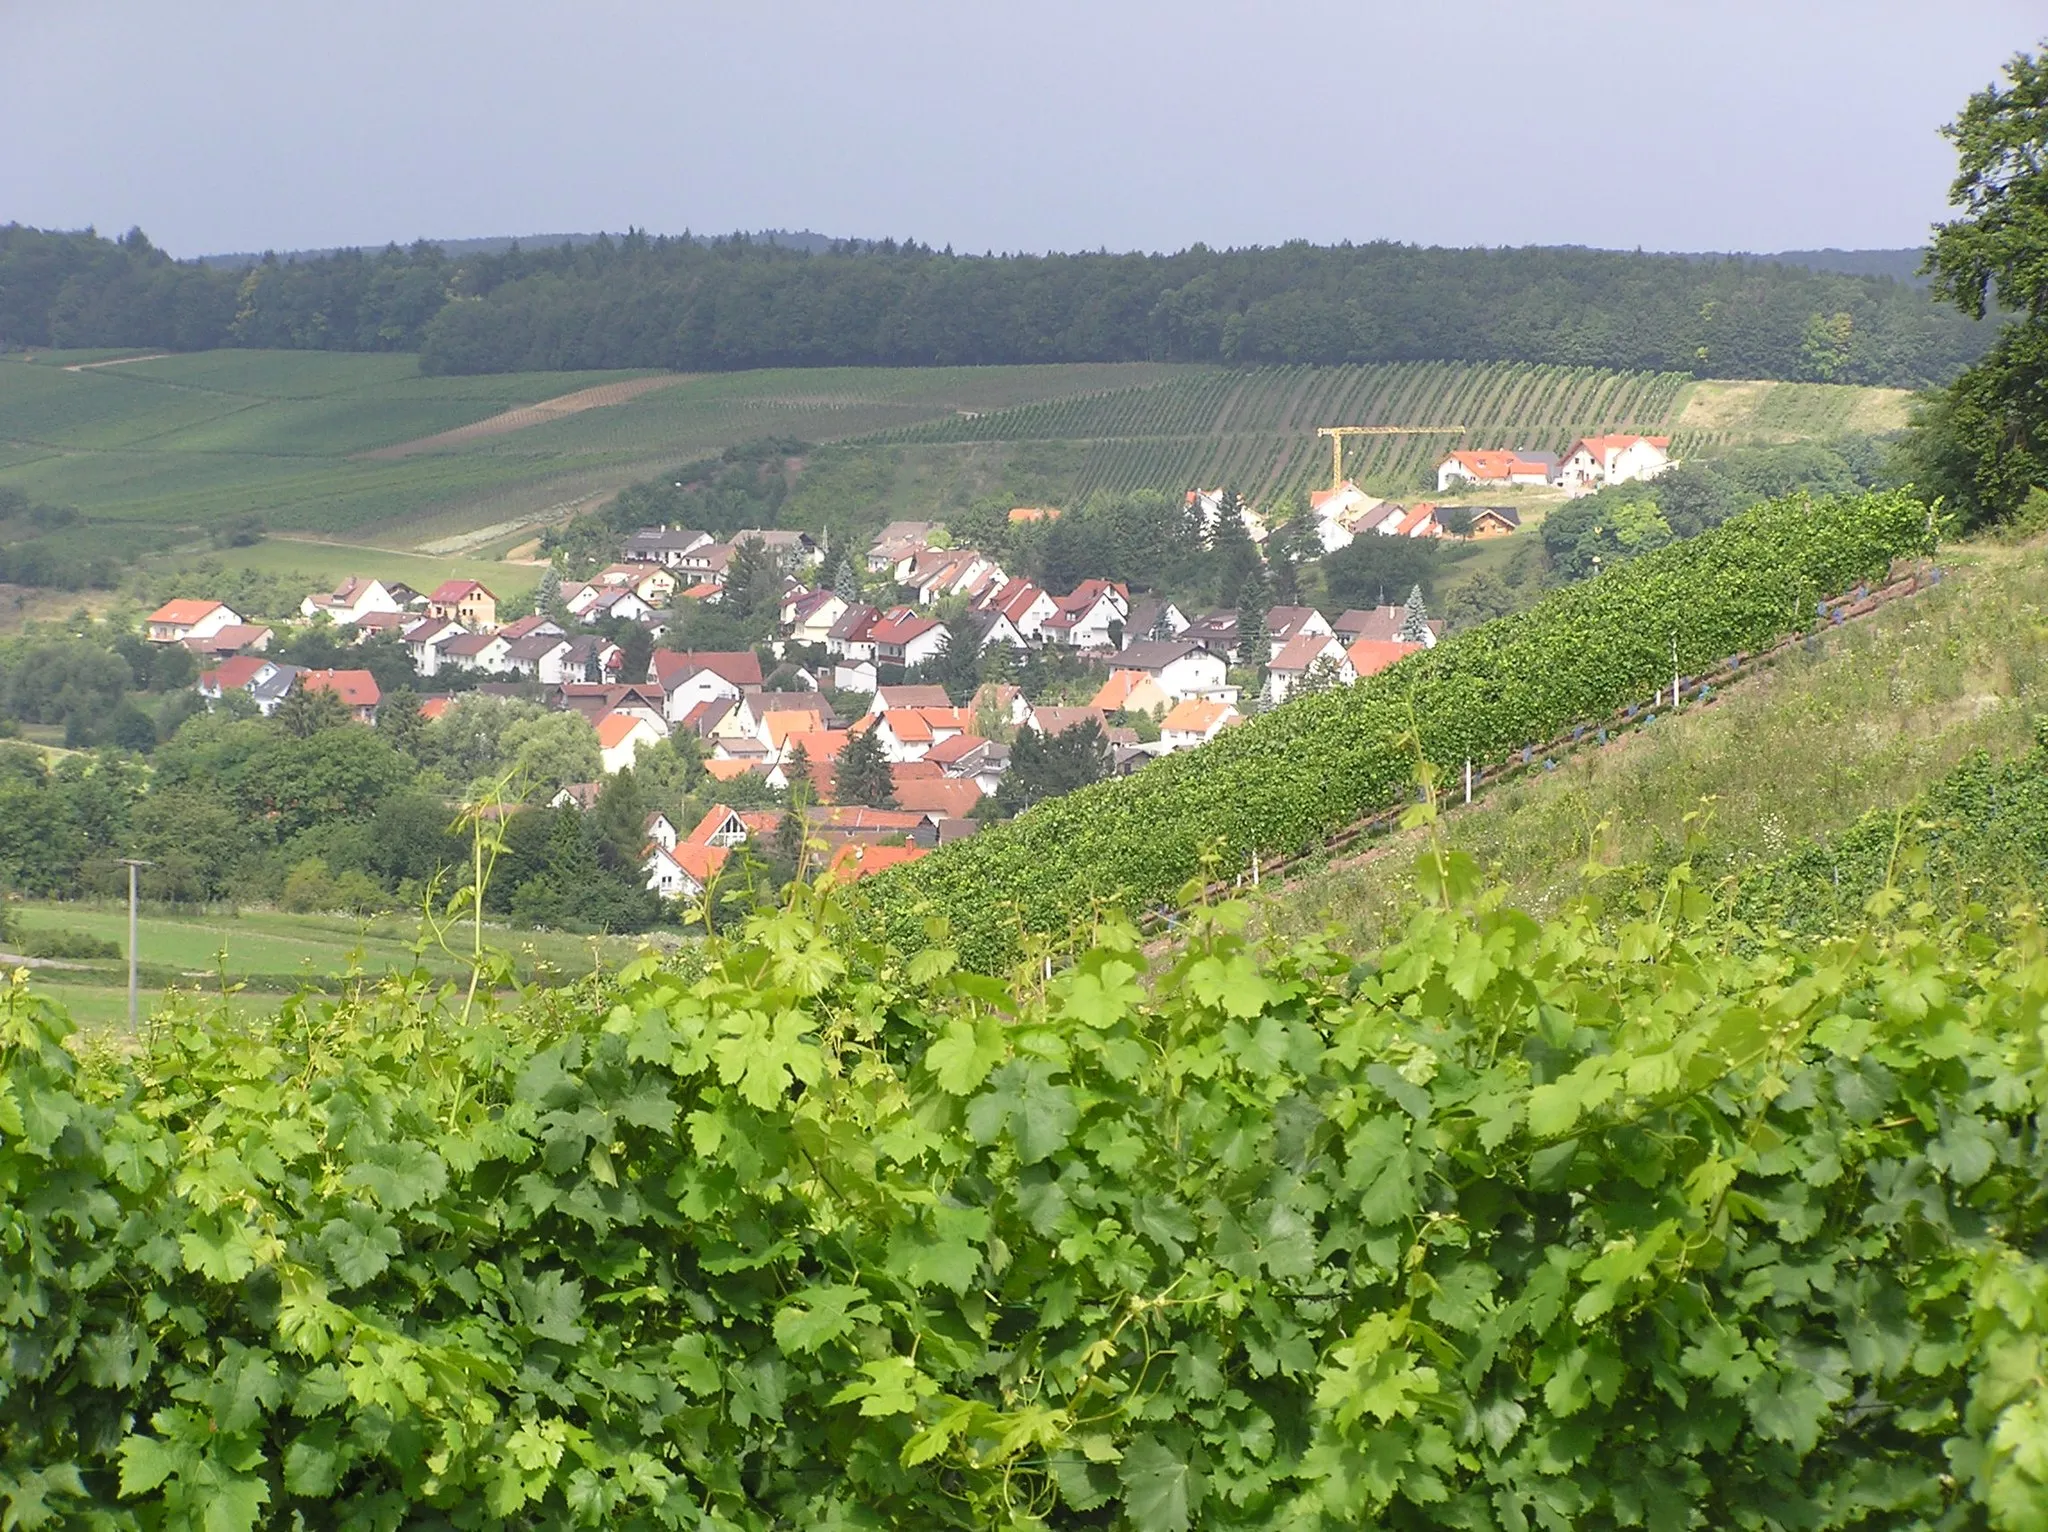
[5,899,658,1027]
[1260,537,2041,949]
[0,350,1196,545]
[0,352,1914,553]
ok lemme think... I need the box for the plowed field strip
[357,373,692,460]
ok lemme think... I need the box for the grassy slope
[0,352,1195,543]
[1260,537,2045,951]
[5,899,654,1027]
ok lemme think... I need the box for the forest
[0,223,1985,387]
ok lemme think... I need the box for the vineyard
[859,488,1938,971]
[6,806,2048,1528]
[854,362,1693,500]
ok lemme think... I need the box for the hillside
[845,365,1911,506]
[0,350,1193,542]
[1259,535,2048,949]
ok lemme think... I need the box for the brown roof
[889,778,984,819]
[651,649,764,689]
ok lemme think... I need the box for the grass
[0,351,1198,545]
[5,899,660,1025]
[1259,536,2048,951]
[1670,378,1912,455]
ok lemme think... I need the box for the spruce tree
[833,557,860,605]
[1236,567,1271,667]
[1398,584,1432,644]
[834,724,896,808]
[783,741,814,805]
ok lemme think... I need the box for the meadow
[2,897,657,1025]
[0,350,1196,545]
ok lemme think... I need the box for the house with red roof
[427,580,498,630]
[1159,698,1241,753]
[1040,580,1129,649]
[870,607,951,668]
[1558,435,1673,496]
[644,840,728,901]
[597,712,662,774]
[147,599,241,645]
[1345,637,1428,679]
[974,577,1059,642]
[297,669,382,723]
[300,576,403,627]
[197,656,297,714]
[1435,449,1557,492]
[821,842,928,882]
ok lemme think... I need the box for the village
[144,433,1674,904]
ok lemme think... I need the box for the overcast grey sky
[2,1,2039,258]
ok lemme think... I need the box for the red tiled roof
[298,669,380,708]
[1161,699,1237,735]
[923,733,991,766]
[201,655,270,691]
[149,598,227,625]
[1442,449,1549,480]
[1346,638,1425,678]
[430,579,491,603]
[822,842,928,881]
[596,712,651,748]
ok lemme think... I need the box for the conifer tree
[833,557,860,605]
[1398,583,1433,644]
[1236,567,1270,667]
[834,724,896,808]
[783,741,814,805]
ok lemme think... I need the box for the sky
[2,1,2041,259]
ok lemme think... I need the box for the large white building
[1557,435,1673,496]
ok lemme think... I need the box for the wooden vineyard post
[1464,758,1472,805]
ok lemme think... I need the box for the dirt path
[63,353,170,372]
[356,374,695,460]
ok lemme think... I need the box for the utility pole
[114,859,151,1033]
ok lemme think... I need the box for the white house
[300,576,403,627]
[597,712,663,774]
[438,631,513,674]
[644,841,727,900]
[1305,482,1387,554]
[1264,606,1335,659]
[1435,449,1557,493]
[785,590,848,648]
[1159,699,1241,752]
[1265,634,1355,706]
[976,578,1059,643]
[1558,435,1673,496]
[870,608,951,668]
[146,599,241,645]
[400,617,466,678]
[1113,640,1235,703]
[1040,581,1129,649]
[502,633,576,683]
[583,587,655,625]
[624,526,714,566]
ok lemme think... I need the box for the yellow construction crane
[1316,424,1467,490]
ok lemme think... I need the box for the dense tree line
[2,223,1986,387]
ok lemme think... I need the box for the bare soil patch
[356,373,694,460]
[62,353,171,373]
